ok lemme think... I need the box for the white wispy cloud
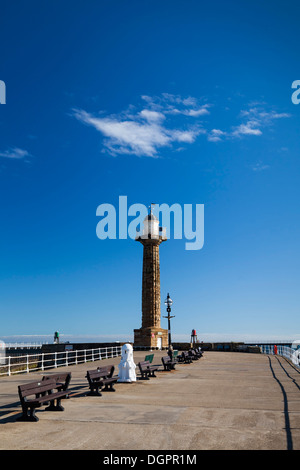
[207,129,227,142]
[73,93,207,157]
[73,94,291,156]
[143,93,211,117]
[232,107,290,138]
[251,161,270,172]
[239,108,290,121]
[0,147,31,160]
[210,105,291,142]
[169,106,210,117]
[232,121,262,137]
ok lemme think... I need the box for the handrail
[260,344,300,368]
[0,345,122,376]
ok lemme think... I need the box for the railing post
[84,349,86,363]
[75,350,78,365]
[92,348,94,361]
[41,353,44,371]
[26,354,29,374]
[66,350,68,367]
[7,356,11,376]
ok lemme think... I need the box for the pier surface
[0,351,299,450]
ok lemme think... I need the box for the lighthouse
[134,205,168,350]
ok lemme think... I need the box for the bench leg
[16,406,39,422]
[141,373,150,380]
[56,386,70,399]
[103,384,116,392]
[86,387,102,396]
[45,398,64,411]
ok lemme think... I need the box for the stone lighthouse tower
[134,206,168,349]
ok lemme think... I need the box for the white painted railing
[0,345,122,376]
[4,343,44,348]
[260,344,300,368]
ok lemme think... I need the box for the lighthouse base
[134,327,168,350]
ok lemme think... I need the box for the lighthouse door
[157,337,162,350]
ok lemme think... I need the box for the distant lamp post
[163,293,175,355]
[54,331,59,344]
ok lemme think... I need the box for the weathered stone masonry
[134,212,168,349]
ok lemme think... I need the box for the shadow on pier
[268,355,300,450]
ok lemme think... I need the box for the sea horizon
[1,333,299,346]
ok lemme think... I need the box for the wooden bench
[197,347,204,357]
[192,348,203,358]
[177,351,192,364]
[161,356,176,371]
[188,349,200,360]
[138,360,159,379]
[42,372,71,397]
[86,365,118,396]
[17,379,68,422]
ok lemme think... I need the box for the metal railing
[0,345,122,377]
[4,343,44,348]
[260,344,300,368]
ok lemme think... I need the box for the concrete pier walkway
[0,351,299,450]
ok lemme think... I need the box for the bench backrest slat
[87,365,114,381]
[18,380,57,398]
[162,356,171,362]
[97,366,114,377]
[42,372,70,382]
[42,372,71,390]
[139,361,150,369]
[87,370,102,380]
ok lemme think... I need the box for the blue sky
[0,0,299,343]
